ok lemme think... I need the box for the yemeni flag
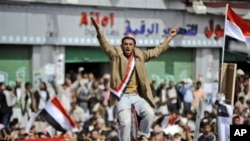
[40,97,76,133]
[224,4,250,56]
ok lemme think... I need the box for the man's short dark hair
[180,81,185,85]
[203,122,211,128]
[121,36,136,45]
[200,121,210,129]
[25,82,32,89]
[239,96,244,101]
[0,82,4,87]
[196,81,202,86]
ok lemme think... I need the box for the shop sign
[80,11,120,37]
[79,11,199,38]
[124,19,198,37]
[204,19,224,40]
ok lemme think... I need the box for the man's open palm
[91,17,100,31]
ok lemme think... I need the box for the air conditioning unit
[192,0,207,14]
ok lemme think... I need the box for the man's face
[39,83,45,90]
[155,132,164,140]
[71,102,77,109]
[196,83,201,89]
[122,39,135,57]
[170,82,175,87]
[16,81,21,87]
[88,73,94,80]
[234,118,241,125]
[187,113,193,119]
[179,82,184,87]
[204,125,211,133]
[0,84,5,90]
[100,134,106,140]
[204,112,210,118]
[152,82,156,86]
[240,98,244,103]
[91,131,99,140]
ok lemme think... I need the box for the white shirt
[161,89,166,103]
[106,106,114,121]
[168,88,177,104]
[158,104,169,115]
[71,106,85,122]
[3,90,17,107]
[16,88,22,102]
[38,91,47,110]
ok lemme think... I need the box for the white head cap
[237,69,244,75]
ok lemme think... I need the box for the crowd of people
[0,68,120,141]
[0,68,250,141]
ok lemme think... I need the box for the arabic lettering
[205,19,224,40]
[147,22,159,36]
[163,24,198,37]
[205,19,214,38]
[125,20,159,36]
[124,19,198,36]
[215,24,224,40]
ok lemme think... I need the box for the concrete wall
[195,48,221,96]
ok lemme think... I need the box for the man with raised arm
[91,17,178,141]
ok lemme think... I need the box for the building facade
[0,0,226,88]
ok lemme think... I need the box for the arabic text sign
[124,19,198,37]
[204,19,224,40]
[0,5,226,46]
[78,10,200,38]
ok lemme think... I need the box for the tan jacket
[97,33,170,108]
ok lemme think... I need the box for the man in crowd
[91,16,178,141]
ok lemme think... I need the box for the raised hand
[169,25,179,37]
[91,16,100,32]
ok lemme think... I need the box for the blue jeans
[116,94,155,141]
[0,112,11,130]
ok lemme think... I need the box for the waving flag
[224,5,250,56]
[225,5,250,45]
[39,97,76,133]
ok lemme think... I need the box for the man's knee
[119,117,131,128]
[145,108,155,120]
[118,110,131,127]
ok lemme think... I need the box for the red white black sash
[110,55,135,98]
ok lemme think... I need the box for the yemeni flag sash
[110,55,135,98]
